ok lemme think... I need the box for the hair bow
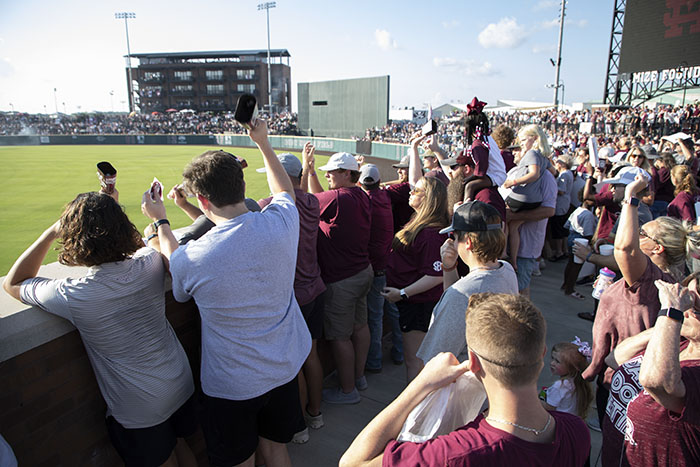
[571,336,592,360]
[466,97,487,116]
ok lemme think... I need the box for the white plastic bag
[397,371,486,443]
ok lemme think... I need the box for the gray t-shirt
[170,192,312,401]
[555,170,574,215]
[416,261,519,363]
[610,202,653,235]
[507,149,551,204]
[20,248,194,428]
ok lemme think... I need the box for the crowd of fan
[0,110,303,136]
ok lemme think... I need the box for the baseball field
[0,145,330,275]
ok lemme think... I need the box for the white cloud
[531,44,556,54]
[442,20,460,30]
[374,29,398,51]
[433,57,498,76]
[533,0,558,11]
[478,17,528,49]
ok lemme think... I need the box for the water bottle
[592,267,616,300]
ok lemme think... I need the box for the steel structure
[603,0,700,106]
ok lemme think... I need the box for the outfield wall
[0,134,408,162]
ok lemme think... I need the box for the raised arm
[638,280,695,413]
[249,119,295,201]
[3,221,60,301]
[614,175,648,286]
[440,238,461,290]
[302,142,323,194]
[408,133,427,187]
[604,328,654,370]
[142,191,179,260]
[167,185,203,221]
[427,134,448,161]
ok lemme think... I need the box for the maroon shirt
[384,182,414,233]
[366,188,394,273]
[594,186,621,241]
[652,166,675,203]
[471,140,489,177]
[258,188,326,306]
[625,356,700,466]
[475,186,506,222]
[501,148,516,172]
[386,227,447,303]
[383,412,589,467]
[583,257,676,385]
[314,186,371,284]
[425,167,450,186]
[668,191,699,222]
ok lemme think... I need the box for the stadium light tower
[552,0,566,108]
[257,2,276,114]
[115,12,136,113]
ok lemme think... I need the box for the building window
[141,86,162,97]
[206,70,224,80]
[172,85,193,94]
[237,84,256,93]
[143,72,162,82]
[174,71,192,81]
[206,84,224,95]
[176,100,192,108]
[237,69,255,80]
[312,101,328,106]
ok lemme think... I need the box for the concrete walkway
[289,258,603,466]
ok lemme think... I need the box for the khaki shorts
[323,265,374,340]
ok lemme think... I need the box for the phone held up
[422,119,437,137]
[234,94,258,130]
[97,161,117,194]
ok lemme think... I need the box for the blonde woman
[668,164,700,222]
[382,176,450,382]
[502,124,555,269]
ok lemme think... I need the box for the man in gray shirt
[417,201,519,363]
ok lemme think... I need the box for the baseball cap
[422,149,437,159]
[439,201,502,235]
[255,153,303,178]
[359,164,381,184]
[641,144,659,159]
[597,166,651,189]
[598,147,615,160]
[392,155,410,169]
[318,152,359,172]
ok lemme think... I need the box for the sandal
[567,291,585,300]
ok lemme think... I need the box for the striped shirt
[21,247,194,428]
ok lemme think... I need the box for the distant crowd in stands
[4,96,700,467]
[0,110,302,136]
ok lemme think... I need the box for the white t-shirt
[20,248,194,428]
[170,192,311,401]
[546,378,578,416]
[565,207,597,237]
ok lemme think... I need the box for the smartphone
[150,177,163,202]
[97,161,117,194]
[234,94,258,129]
[422,119,437,137]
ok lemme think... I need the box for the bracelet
[585,252,594,262]
[153,218,170,231]
[146,233,159,242]
[442,262,457,272]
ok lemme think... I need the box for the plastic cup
[599,244,614,256]
[573,238,589,264]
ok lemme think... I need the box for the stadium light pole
[115,12,136,113]
[552,0,566,108]
[53,88,58,114]
[9,103,13,113]
[257,2,276,115]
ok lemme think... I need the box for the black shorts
[505,197,541,213]
[299,291,325,340]
[397,301,437,333]
[106,394,197,467]
[202,376,303,466]
[550,214,570,239]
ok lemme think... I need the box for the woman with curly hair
[4,191,196,467]
[382,140,450,382]
[668,164,700,222]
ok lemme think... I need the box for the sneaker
[292,427,309,444]
[365,366,382,374]
[538,258,547,269]
[578,312,595,322]
[323,387,361,404]
[356,376,368,391]
[304,409,324,429]
[587,417,602,433]
[532,262,542,277]
[576,275,595,286]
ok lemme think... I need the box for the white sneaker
[355,375,368,391]
[532,262,542,277]
[292,427,309,444]
[304,410,324,429]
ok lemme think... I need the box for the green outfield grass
[0,145,330,275]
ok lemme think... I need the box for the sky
[0,0,615,114]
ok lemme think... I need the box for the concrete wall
[297,76,390,139]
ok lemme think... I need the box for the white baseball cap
[318,152,359,171]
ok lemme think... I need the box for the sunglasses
[639,227,659,244]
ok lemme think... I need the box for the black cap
[440,201,502,234]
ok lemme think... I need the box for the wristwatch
[658,307,684,323]
[625,197,640,207]
[400,289,409,301]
